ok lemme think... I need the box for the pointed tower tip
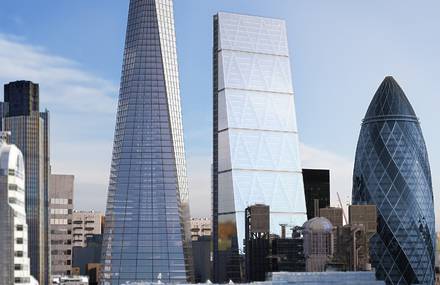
[364,76,417,120]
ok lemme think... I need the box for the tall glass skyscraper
[352,76,436,284]
[2,80,50,285]
[212,12,307,282]
[100,0,192,283]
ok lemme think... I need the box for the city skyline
[0,0,440,230]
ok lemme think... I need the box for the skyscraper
[302,169,330,219]
[0,133,35,284]
[2,80,50,285]
[352,76,436,284]
[212,12,307,282]
[49,174,74,276]
[100,0,192,283]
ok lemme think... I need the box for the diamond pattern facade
[100,0,192,284]
[213,12,307,282]
[352,77,436,285]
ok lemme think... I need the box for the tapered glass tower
[101,0,192,283]
[352,76,435,284]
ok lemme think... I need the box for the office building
[2,80,50,285]
[245,205,270,282]
[73,235,102,285]
[352,76,436,284]
[332,224,371,272]
[72,211,103,247]
[192,236,211,284]
[212,12,307,282]
[319,207,343,228]
[348,205,377,240]
[190,218,211,240]
[303,217,333,272]
[0,133,35,284]
[100,0,193,283]
[270,226,305,273]
[303,169,330,219]
[49,174,74,276]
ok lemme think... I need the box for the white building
[0,132,37,284]
[72,211,103,247]
[190,218,211,240]
[213,12,308,281]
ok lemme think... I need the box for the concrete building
[332,224,371,271]
[72,211,103,248]
[2,80,50,285]
[319,207,343,228]
[190,218,211,241]
[212,12,307,282]
[49,174,74,276]
[303,217,334,272]
[0,133,35,284]
[348,205,377,240]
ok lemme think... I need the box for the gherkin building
[352,76,435,285]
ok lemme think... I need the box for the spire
[364,76,417,120]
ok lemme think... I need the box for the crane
[337,192,348,225]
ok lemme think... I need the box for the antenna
[337,192,348,224]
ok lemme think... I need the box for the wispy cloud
[0,34,118,114]
[0,34,117,211]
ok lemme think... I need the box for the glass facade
[2,81,50,285]
[352,76,436,284]
[213,12,307,282]
[100,0,192,284]
[303,169,330,220]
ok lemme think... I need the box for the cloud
[0,34,118,115]
[0,34,117,211]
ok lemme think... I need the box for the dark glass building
[303,169,330,219]
[352,76,436,284]
[1,80,50,285]
[100,0,193,283]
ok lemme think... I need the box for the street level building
[0,133,35,284]
[352,76,436,284]
[212,12,307,282]
[49,174,74,276]
[100,0,193,283]
[2,80,50,285]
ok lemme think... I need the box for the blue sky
[0,0,439,225]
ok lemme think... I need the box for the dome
[303,217,333,233]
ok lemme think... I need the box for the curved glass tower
[352,76,435,284]
[101,0,192,284]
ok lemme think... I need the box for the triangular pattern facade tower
[212,12,307,282]
[100,0,193,283]
[352,76,436,284]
